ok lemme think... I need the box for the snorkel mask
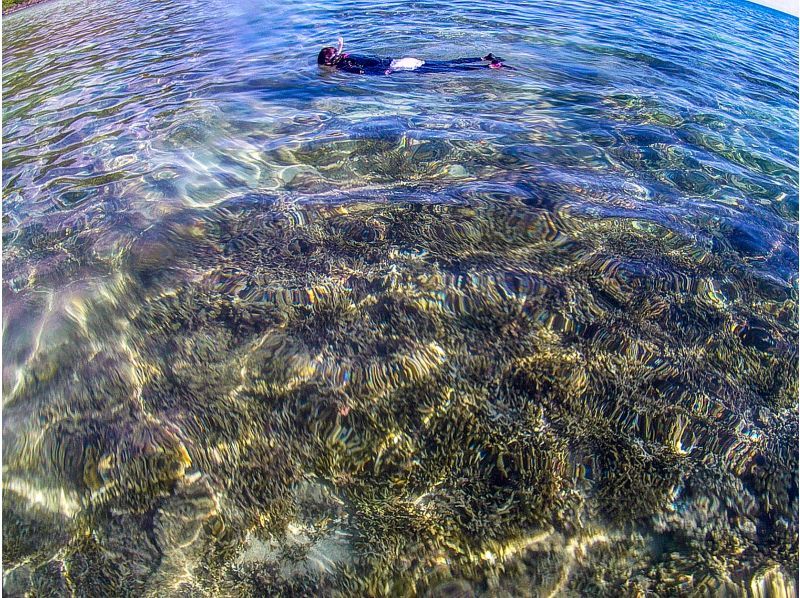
[318,37,346,66]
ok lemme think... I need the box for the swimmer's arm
[337,64,365,74]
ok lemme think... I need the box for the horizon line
[743,0,799,17]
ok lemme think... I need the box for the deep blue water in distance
[3,0,799,595]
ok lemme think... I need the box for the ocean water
[2,0,798,595]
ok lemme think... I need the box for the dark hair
[318,47,338,66]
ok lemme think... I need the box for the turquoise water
[3,0,798,595]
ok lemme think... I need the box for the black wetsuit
[333,54,507,75]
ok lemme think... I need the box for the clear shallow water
[2,0,798,594]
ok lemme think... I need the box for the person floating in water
[317,37,511,75]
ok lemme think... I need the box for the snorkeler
[317,37,511,75]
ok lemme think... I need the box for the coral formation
[3,177,797,595]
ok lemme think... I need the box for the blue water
[3,0,798,595]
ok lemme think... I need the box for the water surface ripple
[3,0,798,595]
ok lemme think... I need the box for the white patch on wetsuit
[389,57,425,70]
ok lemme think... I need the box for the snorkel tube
[332,36,349,63]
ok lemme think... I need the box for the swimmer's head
[318,37,345,66]
[318,47,338,65]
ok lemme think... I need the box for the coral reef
[3,178,797,596]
